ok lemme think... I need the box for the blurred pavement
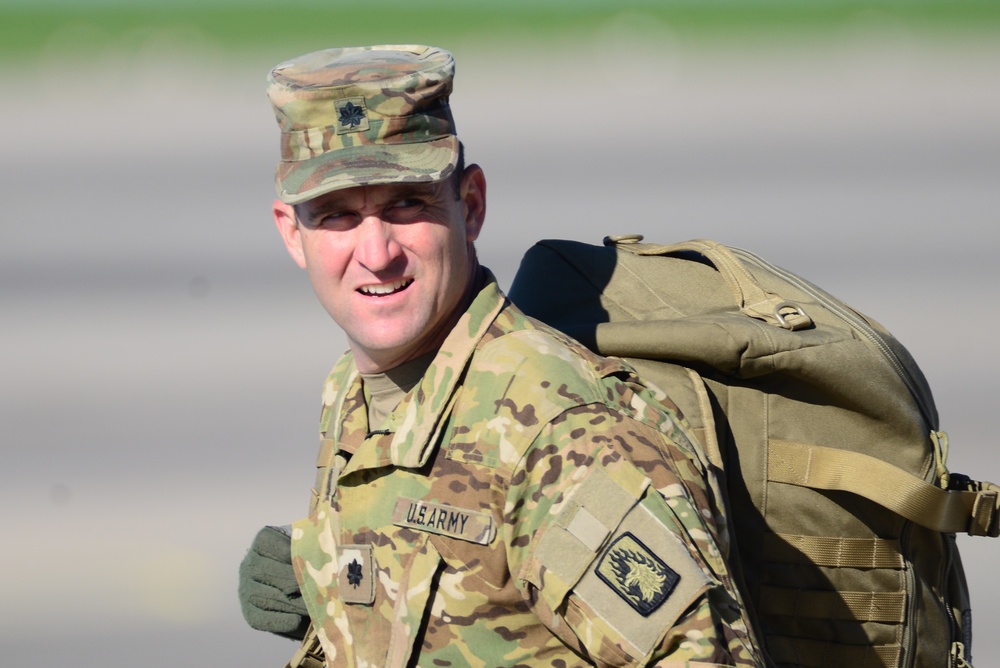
[2,27,999,666]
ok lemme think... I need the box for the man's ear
[273,200,307,269]
[460,164,487,243]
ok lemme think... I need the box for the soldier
[239,44,764,667]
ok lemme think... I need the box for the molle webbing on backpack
[761,534,904,569]
[757,587,906,623]
[509,236,997,668]
[766,636,901,668]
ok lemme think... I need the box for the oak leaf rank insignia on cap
[335,98,369,133]
[266,44,459,204]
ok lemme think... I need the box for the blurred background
[2,1,998,665]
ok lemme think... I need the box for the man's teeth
[360,279,412,296]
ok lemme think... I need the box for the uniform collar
[337,269,508,473]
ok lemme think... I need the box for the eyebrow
[383,182,444,200]
[299,199,348,220]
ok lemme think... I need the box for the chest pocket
[292,496,447,668]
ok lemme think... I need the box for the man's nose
[354,215,402,272]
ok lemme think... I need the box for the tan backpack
[508,236,999,668]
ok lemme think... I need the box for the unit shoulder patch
[561,497,714,657]
[596,532,680,616]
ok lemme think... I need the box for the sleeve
[505,404,764,667]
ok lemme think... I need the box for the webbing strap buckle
[969,489,1000,537]
[285,625,325,668]
[947,474,1000,537]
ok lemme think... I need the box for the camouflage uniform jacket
[290,271,763,667]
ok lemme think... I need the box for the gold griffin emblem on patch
[596,532,679,616]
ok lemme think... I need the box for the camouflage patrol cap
[267,45,459,204]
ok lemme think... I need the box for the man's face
[273,166,487,373]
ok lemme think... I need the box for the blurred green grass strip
[3,2,999,59]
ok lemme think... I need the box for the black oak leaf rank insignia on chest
[596,532,680,616]
[347,559,364,588]
[337,544,375,605]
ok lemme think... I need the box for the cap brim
[275,136,459,205]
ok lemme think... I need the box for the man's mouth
[358,279,413,297]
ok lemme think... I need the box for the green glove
[238,525,310,641]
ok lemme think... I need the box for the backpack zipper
[729,247,937,432]
[945,534,974,667]
[731,246,950,667]
[952,642,971,668]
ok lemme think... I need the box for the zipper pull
[951,641,972,668]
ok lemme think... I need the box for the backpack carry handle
[606,236,813,331]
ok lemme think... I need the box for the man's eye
[389,198,424,213]
[316,212,358,229]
